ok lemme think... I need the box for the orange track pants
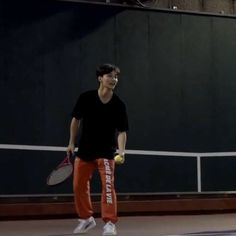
[73,157,117,223]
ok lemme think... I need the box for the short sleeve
[116,103,129,132]
[71,94,84,120]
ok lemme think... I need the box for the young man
[67,64,128,235]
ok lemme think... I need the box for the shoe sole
[103,231,117,236]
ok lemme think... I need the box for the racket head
[47,154,73,186]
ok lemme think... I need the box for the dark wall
[1,1,236,195]
[0,1,123,147]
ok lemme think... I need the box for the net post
[197,155,202,192]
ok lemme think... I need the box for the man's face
[100,70,118,89]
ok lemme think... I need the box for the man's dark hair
[96,63,120,77]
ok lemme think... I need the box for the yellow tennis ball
[114,154,124,164]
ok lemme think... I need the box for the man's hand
[67,143,75,156]
[114,152,125,165]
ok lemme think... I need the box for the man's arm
[67,117,80,154]
[117,131,127,157]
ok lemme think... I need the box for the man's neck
[98,87,113,104]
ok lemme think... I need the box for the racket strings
[47,164,73,186]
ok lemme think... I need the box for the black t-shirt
[72,90,129,161]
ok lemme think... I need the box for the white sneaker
[103,221,117,236]
[73,216,96,234]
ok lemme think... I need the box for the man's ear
[98,76,102,82]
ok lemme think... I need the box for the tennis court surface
[1,213,236,236]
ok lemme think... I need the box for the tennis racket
[47,153,73,186]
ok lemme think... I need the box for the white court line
[166,231,236,236]
[166,234,236,236]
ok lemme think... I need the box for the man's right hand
[66,143,75,156]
